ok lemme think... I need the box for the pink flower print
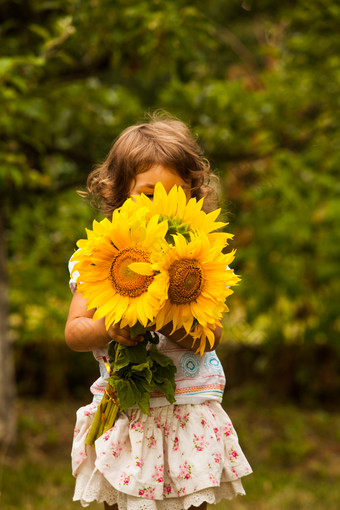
[119,473,130,486]
[111,440,122,458]
[193,433,208,452]
[131,421,144,433]
[152,464,164,483]
[178,461,191,480]
[201,417,207,427]
[75,450,86,466]
[213,452,222,464]
[174,407,182,422]
[154,415,162,429]
[174,406,189,428]
[209,472,219,486]
[177,487,186,497]
[135,456,144,468]
[223,423,232,437]
[103,433,110,441]
[213,427,221,441]
[181,413,190,428]
[173,436,179,451]
[163,484,172,497]
[228,448,239,463]
[231,467,239,478]
[164,423,170,436]
[84,404,96,416]
[147,435,156,449]
[138,487,156,499]
[74,427,80,438]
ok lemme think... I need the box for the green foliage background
[1,0,339,386]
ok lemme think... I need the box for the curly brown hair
[83,112,219,218]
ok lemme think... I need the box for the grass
[1,389,340,510]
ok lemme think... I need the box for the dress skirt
[72,400,252,509]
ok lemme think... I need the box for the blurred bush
[1,0,339,402]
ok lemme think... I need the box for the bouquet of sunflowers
[71,183,240,445]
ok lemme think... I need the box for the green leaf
[137,390,151,415]
[157,378,176,404]
[130,361,153,385]
[130,321,147,337]
[149,344,177,368]
[123,340,149,364]
[110,377,136,411]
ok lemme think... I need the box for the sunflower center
[110,246,154,297]
[168,258,203,304]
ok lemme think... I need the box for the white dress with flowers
[69,270,252,509]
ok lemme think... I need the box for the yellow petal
[128,262,155,276]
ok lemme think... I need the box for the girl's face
[129,164,191,200]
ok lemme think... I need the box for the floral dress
[71,344,252,509]
[69,265,252,509]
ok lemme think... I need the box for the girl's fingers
[116,336,138,346]
[108,323,143,346]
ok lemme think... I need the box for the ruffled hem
[71,401,252,506]
[74,470,246,509]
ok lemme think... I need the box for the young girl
[65,113,252,510]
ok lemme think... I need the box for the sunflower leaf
[130,322,147,337]
[157,378,176,404]
[137,391,151,415]
[110,376,136,411]
[149,344,177,368]
[121,340,149,364]
[130,361,153,384]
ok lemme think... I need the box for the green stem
[85,384,120,446]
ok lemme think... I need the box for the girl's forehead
[130,164,191,196]
[133,164,189,187]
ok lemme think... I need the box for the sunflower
[71,211,169,330]
[130,182,233,245]
[152,232,240,355]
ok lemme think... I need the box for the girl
[65,113,252,510]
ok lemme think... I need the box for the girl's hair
[84,112,219,218]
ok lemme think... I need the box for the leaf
[157,378,176,404]
[149,344,177,368]
[137,390,151,415]
[112,340,148,366]
[109,345,131,372]
[130,322,147,337]
[130,361,153,385]
[153,363,176,384]
[110,377,136,411]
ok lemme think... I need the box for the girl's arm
[156,323,222,352]
[65,292,220,353]
[65,292,143,352]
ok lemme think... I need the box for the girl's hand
[156,322,222,352]
[108,322,144,347]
